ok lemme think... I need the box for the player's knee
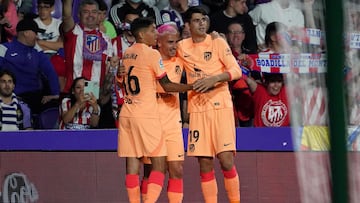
[198,157,215,172]
[168,162,184,179]
[220,160,234,171]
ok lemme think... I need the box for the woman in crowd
[59,77,100,129]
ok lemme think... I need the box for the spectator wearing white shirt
[249,0,304,48]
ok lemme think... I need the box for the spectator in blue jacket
[0,17,60,114]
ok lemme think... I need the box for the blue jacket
[0,39,60,95]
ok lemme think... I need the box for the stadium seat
[38,107,60,129]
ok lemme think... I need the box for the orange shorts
[161,113,185,161]
[187,108,236,157]
[118,117,167,158]
[140,106,184,163]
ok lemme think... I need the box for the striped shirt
[63,25,113,93]
[0,93,23,131]
[59,97,100,129]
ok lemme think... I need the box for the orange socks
[167,178,183,203]
[223,166,240,203]
[200,170,218,203]
[144,171,165,203]
[125,174,140,203]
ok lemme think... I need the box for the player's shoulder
[177,37,192,48]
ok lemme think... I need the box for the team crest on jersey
[204,52,212,61]
[83,33,108,61]
[189,144,195,152]
[175,65,181,75]
[261,100,288,127]
[86,35,101,53]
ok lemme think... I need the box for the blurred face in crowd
[72,78,85,101]
[79,4,99,29]
[97,9,107,24]
[181,23,191,39]
[226,23,245,49]
[169,0,188,12]
[140,23,158,47]
[267,81,283,96]
[157,27,180,60]
[22,30,38,47]
[124,13,139,35]
[188,13,207,38]
[265,75,284,96]
[37,3,54,21]
[232,0,248,15]
[0,74,15,98]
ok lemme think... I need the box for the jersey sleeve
[216,38,242,81]
[151,50,167,79]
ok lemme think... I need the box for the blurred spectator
[244,21,290,127]
[14,0,33,20]
[262,21,292,53]
[201,0,225,15]
[160,0,188,30]
[209,0,258,53]
[109,0,163,35]
[0,0,18,42]
[245,72,289,127]
[180,22,191,39]
[98,11,139,128]
[50,48,66,92]
[249,0,304,48]
[0,18,60,114]
[96,0,117,39]
[34,0,63,56]
[62,0,116,93]
[111,11,138,59]
[59,77,100,129]
[226,22,254,127]
[0,69,32,130]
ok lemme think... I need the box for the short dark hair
[0,69,16,84]
[79,0,99,13]
[95,0,108,11]
[183,6,208,23]
[130,17,155,39]
[263,72,284,84]
[37,0,55,6]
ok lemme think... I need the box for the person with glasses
[61,0,117,94]
[226,22,255,127]
[34,0,63,56]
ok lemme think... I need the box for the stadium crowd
[2,0,359,202]
[0,0,330,131]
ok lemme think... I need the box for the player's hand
[193,77,217,93]
[118,62,126,76]
[87,92,98,106]
[210,31,226,41]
